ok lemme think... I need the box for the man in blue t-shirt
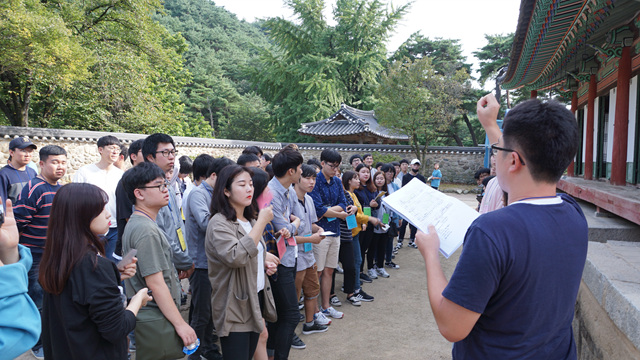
[416,94,587,359]
[0,137,37,211]
[428,163,442,190]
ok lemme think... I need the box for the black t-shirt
[401,171,426,187]
[115,179,133,256]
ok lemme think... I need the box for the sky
[213,0,522,78]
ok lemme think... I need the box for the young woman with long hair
[39,183,151,360]
[206,165,278,360]
[371,171,391,278]
[353,164,381,282]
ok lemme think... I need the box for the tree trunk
[0,70,31,127]
[462,113,478,146]
[494,79,501,105]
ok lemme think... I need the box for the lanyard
[134,209,155,222]
[10,164,29,184]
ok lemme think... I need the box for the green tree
[473,33,513,104]
[253,0,409,141]
[389,32,472,74]
[218,92,275,142]
[375,57,470,162]
[1,0,200,136]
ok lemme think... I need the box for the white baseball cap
[410,159,421,165]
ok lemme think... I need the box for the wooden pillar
[530,90,538,99]
[567,90,578,176]
[584,74,597,180]
[611,46,632,185]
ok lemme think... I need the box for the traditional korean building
[298,104,409,144]
[503,0,640,225]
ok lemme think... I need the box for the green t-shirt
[123,213,180,308]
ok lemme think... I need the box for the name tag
[177,228,187,251]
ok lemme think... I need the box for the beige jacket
[206,213,275,337]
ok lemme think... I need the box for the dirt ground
[16,193,476,360]
[290,193,474,360]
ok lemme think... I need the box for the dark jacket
[42,252,136,360]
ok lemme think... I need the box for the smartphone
[147,289,153,296]
[117,249,137,270]
[0,204,4,227]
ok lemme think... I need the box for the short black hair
[265,163,274,179]
[391,161,400,167]
[128,139,145,164]
[97,135,120,148]
[349,154,363,164]
[381,163,395,177]
[40,145,67,162]
[300,164,317,178]
[122,162,166,204]
[474,167,491,180]
[399,158,409,165]
[502,99,579,183]
[272,147,304,178]
[237,153,260,166]
[242,146,263,157]
[178,156,193,175]
[375,162,384,169]
[482,175,495,187]
[307,158,322,170]
[142,133,175,161]
[192,154,215,181]
[363,153,373,160]
[320,149,341,164]
[207,157,235,178]
[209,165,255,221]
[119,144,128,157]
[262,153,272,162]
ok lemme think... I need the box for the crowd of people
[0,127,439,360]
[0,93,589,360]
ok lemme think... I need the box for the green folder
[383,213,389,224]
[363,207,371,216]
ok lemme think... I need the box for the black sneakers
[302,322,329,335]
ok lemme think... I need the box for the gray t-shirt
[123,213,180,308]
[294,194,318,271]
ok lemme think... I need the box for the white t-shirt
[73,164,124,228]
[238,219,265,292]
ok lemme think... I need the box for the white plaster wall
[607,88,616,162]
[627,75,638,163]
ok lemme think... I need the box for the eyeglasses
[156,149,178,157]
[138,181,169,192]
[103,146,121,153]
[326,163,340,169]
[491,143,526,166]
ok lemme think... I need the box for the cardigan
[206,213,275,337]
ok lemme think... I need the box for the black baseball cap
[9,137,37,150]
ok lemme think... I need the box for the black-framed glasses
[138,181,169,192]
[491,143,526,166]
[156,149,178,157]
[326,162,340,169]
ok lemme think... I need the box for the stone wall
[0,126,484,184]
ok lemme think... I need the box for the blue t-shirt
[0,165,37,211]
[443,194,588,359]
[309,172,347,235]
[430,169,442,188]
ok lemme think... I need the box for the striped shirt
[14,177,61,260]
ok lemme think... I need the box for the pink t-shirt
[479,177,504,214]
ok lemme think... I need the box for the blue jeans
[267,264,298,360]
[102,227,118,262]
[352,234,362,290]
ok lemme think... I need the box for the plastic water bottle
[183,338,200,355]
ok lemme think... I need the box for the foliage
[473,33,513,104]
[389,32,472,75]
[156,0,275,140]
[0,0,204,136]
[253,0,409,141]
[218,92,275,141]
[375,57,470,163]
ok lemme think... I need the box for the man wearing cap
[401,159,426,248]
[0,137,38,210]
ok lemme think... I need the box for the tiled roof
[298,104,409,141]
